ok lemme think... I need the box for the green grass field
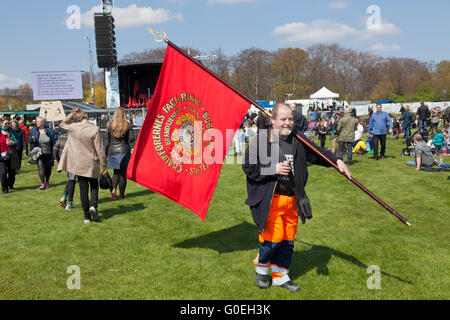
[0,134,449,300]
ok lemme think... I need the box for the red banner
[127,43,251,221]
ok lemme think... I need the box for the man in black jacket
[416,101,430,129]
[289,103,309,134]
[242,103,351,292]
[399,106,413,138]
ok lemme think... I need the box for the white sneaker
[84,219,91,224]
[89,206,100,222]
[65,202,76,210]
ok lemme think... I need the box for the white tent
[310,87,339,99]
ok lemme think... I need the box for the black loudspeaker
[94,13,117,68]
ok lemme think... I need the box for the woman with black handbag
[105,107,135,201]
[99,170,112,190]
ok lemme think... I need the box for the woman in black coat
[316,119,328,148]
[11,120,25,173]
[105,107,135,200]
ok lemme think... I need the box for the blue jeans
[438,162,450,169]
[406,160,433,168]
[406,160,450,169]
[403,123,411,138]
[418,119,427,129]
[339,141,353,164]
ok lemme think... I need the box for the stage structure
[116,60,163,109]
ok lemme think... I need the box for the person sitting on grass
[444,130,450,154]
[406,134,450,170]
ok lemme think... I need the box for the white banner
[105,68,120,109]
[32,71,83,101]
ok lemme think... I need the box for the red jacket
[20,123,29,144]
[0,133,9,153]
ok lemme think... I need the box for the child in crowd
[443,130,449,154]
[431,129,445,164]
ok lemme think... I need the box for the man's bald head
[271,103,293,120]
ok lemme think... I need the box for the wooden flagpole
[148,29,411,227]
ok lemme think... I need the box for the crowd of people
[239,101,450,169]
[1,100,449,224]
[0,100,449,294]
[240,102,448,291]
[0,107,136,224]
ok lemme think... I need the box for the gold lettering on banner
[203,111,213,129]
[152,93,215,175]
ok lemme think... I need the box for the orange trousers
[253,194,298,286]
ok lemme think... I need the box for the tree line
[122,43,450,104]
[2,43,449,111]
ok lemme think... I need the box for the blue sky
[0,0,449,89]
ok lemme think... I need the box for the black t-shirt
[275,135,295,193]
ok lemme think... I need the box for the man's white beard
[279,127,292,137]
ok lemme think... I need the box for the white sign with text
[32,71,83,101]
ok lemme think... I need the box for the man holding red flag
[127,42,251,220]
[243,103,351,292]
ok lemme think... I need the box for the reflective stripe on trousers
[253,194,298,286]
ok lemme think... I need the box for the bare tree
[307,44,334,92]
[334,47,359,101]
[120,47,166,62]
[379,57,430,97]
[271,47,310,101]
[203,48,231,82]
[353,51,384,101]
[230,48,274,100]
[433,60,450,100]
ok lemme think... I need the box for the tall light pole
[85,36,95,104]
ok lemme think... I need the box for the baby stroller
[401,135,415,157]
[401,128,428,157]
